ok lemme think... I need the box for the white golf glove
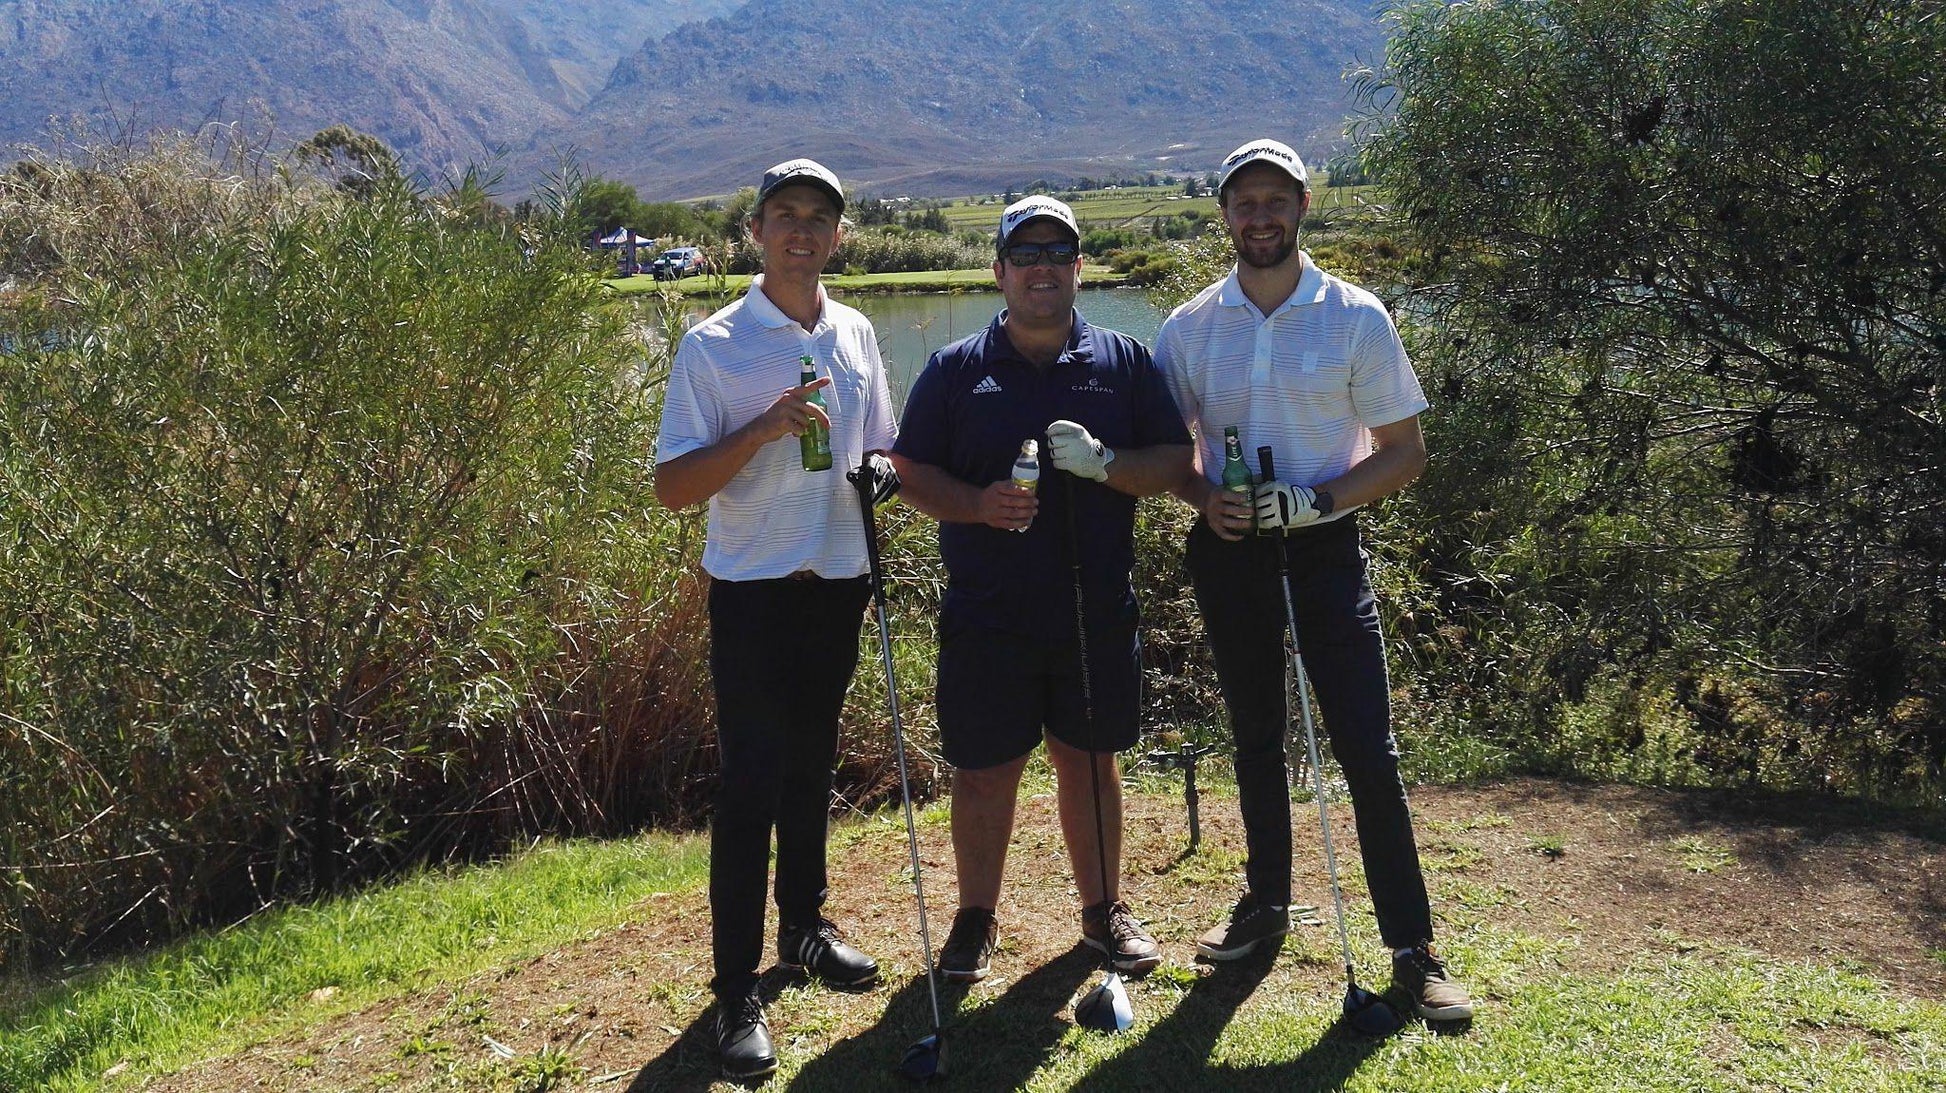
[1045,419,1114,482]
[1253,480,1322,530]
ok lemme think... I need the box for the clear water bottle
[1010,438,1039,532]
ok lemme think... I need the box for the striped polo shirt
[1154,256,1427,522]
[656,276,897,581]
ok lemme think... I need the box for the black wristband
[1314,489,1335,516]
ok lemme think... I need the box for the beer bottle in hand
[799,355,832,471]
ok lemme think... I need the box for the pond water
[849,286,1166,403]
[654,285,1167,407]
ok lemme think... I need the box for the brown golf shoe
[938,906,998,983]
[1392,944,1475,1021]
[1081,899,1162,975]
[1195,894,1291,961]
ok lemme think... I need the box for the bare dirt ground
[145,777,1945,1092]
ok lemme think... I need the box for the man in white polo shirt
[1156,138,1473,1022]
[654,157,899,1079]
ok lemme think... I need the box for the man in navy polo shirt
[891,196,1192,984]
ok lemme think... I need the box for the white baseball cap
[1217,139,1309,196]
[995,195,1080,249]
[758,158,845,213]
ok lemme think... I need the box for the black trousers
[1185,517,1434,949]
[707,574,871,1000]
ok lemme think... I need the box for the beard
[1236,231,1298,269]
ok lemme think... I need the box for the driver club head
[1074,972,1135,1033]
[1343,985,1402,1036]
[897,1033,945,1082]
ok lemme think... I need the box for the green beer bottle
[1220,426,1256,534]
[799,355,833,472]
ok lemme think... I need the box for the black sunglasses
[1002,241,1080,267]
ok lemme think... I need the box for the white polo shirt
[656,275,897,581]
[1155,256,1427,522]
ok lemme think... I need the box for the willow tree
[1359,0,1946,793]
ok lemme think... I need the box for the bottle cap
[1019,438,1038,458]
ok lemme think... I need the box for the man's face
[1221,164,1309,270]
[992,221,1081,326]
[751,184,843,278]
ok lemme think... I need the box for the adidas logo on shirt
[972,375,1004,394]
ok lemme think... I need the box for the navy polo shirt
[894,311,1191,634]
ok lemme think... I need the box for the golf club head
[1074,972,1135,1033]
[897,1033,944,1082]
[1343,985,1402,1036]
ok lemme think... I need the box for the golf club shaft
[1259,447,1360,984]
[1062,473,1117,927]
[857,483,944,1035]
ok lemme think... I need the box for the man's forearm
[887,457,989,524]
[1100,443,1194,499]
[653,422,772,509]
[1320,420,1427,509]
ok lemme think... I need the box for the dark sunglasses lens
[1007,243,1079,267]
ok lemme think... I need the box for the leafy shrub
[0,135,903,968]
[1356,0,1946,799]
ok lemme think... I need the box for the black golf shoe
[938,906,998,982]
[1195,894,1291,961]
[1392,943,1475,1021]
[1081,899,1162,975]
[778,916,879,988]
[714,989,777,1080]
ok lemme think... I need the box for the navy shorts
[936,611,1142,770]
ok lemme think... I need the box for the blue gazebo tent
[598,227,656,275]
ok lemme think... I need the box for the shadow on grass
[1063,943,1394,1093]
[625,966,815,1093]
[625,947,1406,1091]
[789,947,1096,1091]
[624,1004,719,1093]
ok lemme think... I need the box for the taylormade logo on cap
[995,195,1080,249]
[1217,139,1309,196]
[758,158,845,213]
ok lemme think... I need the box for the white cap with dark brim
[995,195,1081,249]
[758,158,845,213]
[1217,139,1309,196]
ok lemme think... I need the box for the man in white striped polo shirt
[1156,138,1474,1023]
[654,157,900,1079]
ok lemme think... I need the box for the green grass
[777,928,1946,1091]
[933,184,1375,233]
[8,785,1943,1092]
[0,832,708,1092]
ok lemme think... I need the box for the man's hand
[1203,481,1255,541]
[1254,480,1322,530]
[977,479,1039,531]
[1045,419,1114,482]
[848,452,900,507]
[754,376,832,441]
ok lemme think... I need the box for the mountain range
[0,0,1390,199]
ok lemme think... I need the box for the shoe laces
[1096,900,1145,942]
[1403,944,1449,980]
[725,990,765,1027]
[946,907,995,947]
